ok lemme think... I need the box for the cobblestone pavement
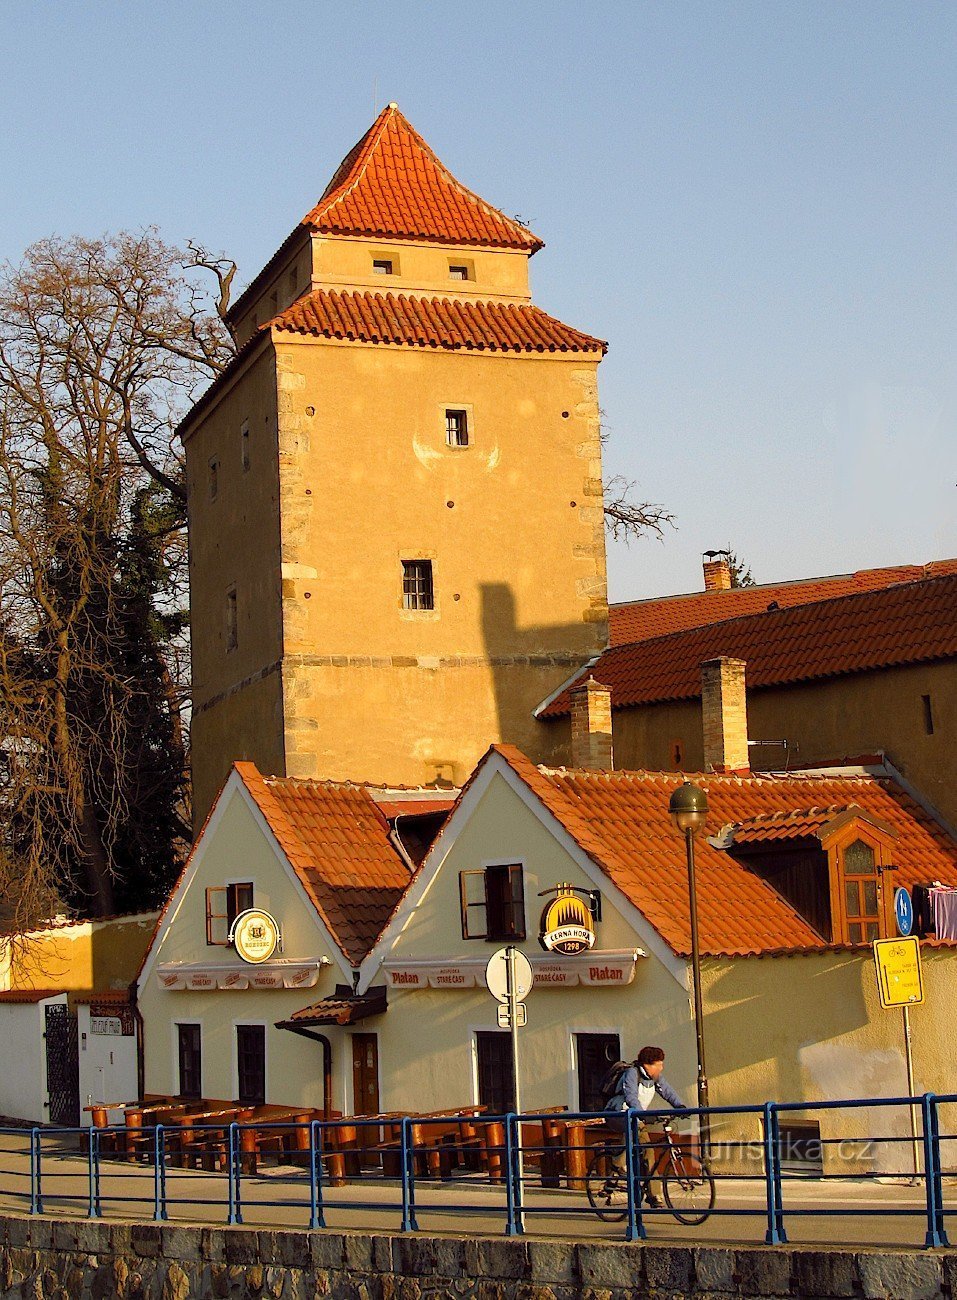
[0,1135,950,1248]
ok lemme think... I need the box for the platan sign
[539,883,596,956]
[230,909,281,965]
[873,936,924,1008]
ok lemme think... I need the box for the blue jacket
[606,1065,687,1113]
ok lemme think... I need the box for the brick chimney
[702,557,732,591]
[570,677,613,771]
[701,657,749,773]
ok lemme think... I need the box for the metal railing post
[227,1123,243,1226]
[30,1129,42,1215]
[504,1114,524,1236]
[762,1102,785,1245]
[624,1108,646,1242]
[768,1104,786,1243]
[309,1120,326,1230]
[87,1127,101,1218]
[399,1118,418,1232]
[921,1094,948,1248]
[152,1125,167,1222]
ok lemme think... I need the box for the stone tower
[181,105,608,823]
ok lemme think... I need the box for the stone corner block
[858,1251,944,1300]
[223,1227,261,1265]
[733,1246,794,1297]
[577,1240,644,1291]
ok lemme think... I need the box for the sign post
[873,931,924,1181]
[486,946,532,1231]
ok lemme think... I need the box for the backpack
[598,1059,637,1105]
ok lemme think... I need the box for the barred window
[449,265,470,281]
[402,560,434,611]
[446,409,469,447]
[372,259,394,275]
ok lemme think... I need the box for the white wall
[78,1004,138,1122]
[0,996,66,1123]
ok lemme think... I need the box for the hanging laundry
[912,884,936,938]
[930,886,957,942]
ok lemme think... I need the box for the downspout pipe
[129,980,145,1100]
[278,1025,333,1119]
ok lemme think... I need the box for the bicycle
[585,1120,715,1225]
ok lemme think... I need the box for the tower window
[241,420,250,473]
[922,694,935,736]
[446,409,469,447]
[402,560,434,611]
[208,457,219,500]
[226,586,238,652]
[372,259,394,275]
[449,265,470,281]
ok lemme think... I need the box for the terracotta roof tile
[609,559,957,645]
[305,104,541,252]
[278,984,387,1028]
[0,989,63,1003]
[726,806,855,844]
[490,746,957,958]
[542,572,957,716]
[235,765,413,966]
[268,288,605,355]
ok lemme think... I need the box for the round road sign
[894,887,914,938]
[485,948,533,1004]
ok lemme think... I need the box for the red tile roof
[726,805,896,846]
[541,573,957,717]
[609,560,957,646]
[491,746,957,957]
[0,989,63,1003]
[277,984,387,1028]
[304,104,542,252]
[235,764,414,966]
[268,288,606,355]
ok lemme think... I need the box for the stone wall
[0,1214,955,1299]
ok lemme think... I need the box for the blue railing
[0,1093,950,1245]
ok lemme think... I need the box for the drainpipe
[279,1025,333,1119]
[129,981,145,1099]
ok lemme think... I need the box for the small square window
[240,421,250,473]
[208,457,219,500]
[446,409,469,447]
[372,259,394,275]
[449,265,470,281]
[225,586,238,652]
[402,560,434,611]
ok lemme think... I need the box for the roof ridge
[317,104,396,219]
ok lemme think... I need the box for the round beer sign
[230,909,280,964]
[540,884,595,956]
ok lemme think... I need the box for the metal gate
[44,1003,79,1127]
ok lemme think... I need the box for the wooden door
[575,1032,621,1113]
[352,1033,380,1115]
[475,1031,515,1113]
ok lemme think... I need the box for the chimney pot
[570,677,614,771]
[701,657,749,773]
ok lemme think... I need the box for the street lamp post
[668,780,711,1155]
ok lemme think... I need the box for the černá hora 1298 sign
[539,883,596,956]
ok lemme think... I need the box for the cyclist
[604,1045,687,1206]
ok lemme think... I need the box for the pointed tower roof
[301,103,543,252]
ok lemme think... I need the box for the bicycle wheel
[585,1150,629,1222]
[662,1157,715,1225]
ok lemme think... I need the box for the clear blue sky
[2,1,954,602]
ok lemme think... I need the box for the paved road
[0,1136,951,1248]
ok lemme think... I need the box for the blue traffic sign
[894,887,914,937]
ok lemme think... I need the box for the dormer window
[372,259,394,276]
[841,840,880,944]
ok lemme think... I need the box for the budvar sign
[382,949,642,990]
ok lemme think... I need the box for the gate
[44,1003,79,1126]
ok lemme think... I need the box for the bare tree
[0,232,234,925]
[599,413,676,544]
